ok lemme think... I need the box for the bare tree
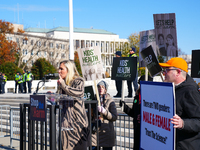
[13,33,69,70]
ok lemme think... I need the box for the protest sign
[139,29,157,67]
[111,57,137,81]
[30,95,46,121]
[191,50,200,78]
[140,45,162,77]
[77,46,105,81]
[84,86,95,101]
[153,13,178,57]
[140,81,175,150]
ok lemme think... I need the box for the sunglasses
[162,68,180,73]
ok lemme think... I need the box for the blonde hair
[60,60,80,86]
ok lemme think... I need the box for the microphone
[44,73,59,79]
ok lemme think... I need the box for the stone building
[8,24,128,75]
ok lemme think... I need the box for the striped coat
[59,77,89,150]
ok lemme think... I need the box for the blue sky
[0,0,199,55]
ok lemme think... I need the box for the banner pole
[160,73,164,82]
[94,80,104,120]
[94,80,100,106]
[121,80,125,111]
[145,67,148,81]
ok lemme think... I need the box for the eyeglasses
[162,68,178,73]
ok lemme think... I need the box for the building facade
[24,25,128,75]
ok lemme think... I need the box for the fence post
[10,108,13,148]
[20,103,26,150]
[50,105,56,150]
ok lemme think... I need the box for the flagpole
[69,0,74,60]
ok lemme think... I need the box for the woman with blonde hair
[57,60,89,150]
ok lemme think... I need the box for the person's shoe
[125,95,132,98]
[113,95,121,98]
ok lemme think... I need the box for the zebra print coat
[58,77,89,150]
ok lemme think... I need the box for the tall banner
[139,29,157,67]
[191,50,200,78]
[140,81,175,150]
[140,45,162,77]
[77,46,105,81]
[111,57,137,81]
[153,13,178,57]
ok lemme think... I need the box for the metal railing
[0,105,10,138]
[1,105,134,150]
[115,114,134,150]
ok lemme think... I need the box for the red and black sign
[30,95,46,122]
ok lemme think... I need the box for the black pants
[15,82,19,93]
[27,81,32,93]
[0,82,2,93]
[23,82,27,93]
[1,82,5,93]
[127,72,138,96]
[115,80,122,96]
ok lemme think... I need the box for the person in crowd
[157,33,167,56]
[119,75,153,150]
[18,73,23,93]
[14,72,23,93]
[126,47,138,98]
[92,80,117,150]
[0,72,2,94]
[22,70,27,93]
[27,71,34,93]
[113,51,122,98]
[57,60,89,150]
[166,34,177,56]
[159,57,200,150]
[1,73,7,94]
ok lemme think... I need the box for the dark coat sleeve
[181,90,200,133]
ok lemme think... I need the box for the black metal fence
[20,100,99,150]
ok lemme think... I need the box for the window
[37,41,41,47]
[61,44,65,49]
[50,52,54,58]
[56,44,59,49]
[31,40,34,45]
[56,53,59,58]
[37,51,41,57]
[23,60,27,63]
[16,38,19,43]
[23,49,28,55]
[49,42,53,48]
[31,60,34,65]
[31,50,34,55]
[44,42,46,47]
[44,51,47,57]
[61,53,65,58]
[7,37,12,41]
[23,39,28,45]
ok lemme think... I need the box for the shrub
[0,62,23,80]
[31,58,57,80]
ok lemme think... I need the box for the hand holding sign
[171,114,184,129]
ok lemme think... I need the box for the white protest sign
[140,81,175,150]
[77,46,105,81]
[139,29,157,67]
